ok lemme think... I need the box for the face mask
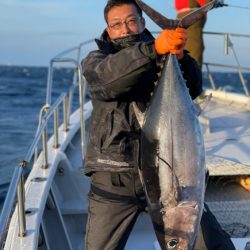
[110,32,150,50]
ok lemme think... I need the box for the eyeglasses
[108,16,142,30]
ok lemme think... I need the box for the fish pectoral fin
[193,93,212,116]
[132,102,145,128]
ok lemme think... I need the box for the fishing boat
[0,29,250,249]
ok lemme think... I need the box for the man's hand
[154,28,187,59]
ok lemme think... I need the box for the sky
[0,0,250,68]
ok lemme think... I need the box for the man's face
[106,4,145,40]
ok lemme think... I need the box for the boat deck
[202,90,250,175]
[201,90,250,241]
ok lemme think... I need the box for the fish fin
[135,0,217,29]
[179,1,218,28]
[193,93,212,116]
[137,167,161,211]
[132,102,145,128]
[134,0,179,30]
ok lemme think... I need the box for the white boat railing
[203,31,250,96]
[152,30,250,95]
[0,89,72,248]
[0,40,95,249]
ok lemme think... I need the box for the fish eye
[167,238,178,249]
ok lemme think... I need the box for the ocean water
[0,66,250,210]
[0,65,75,208]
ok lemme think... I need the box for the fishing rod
[222,3,250,10]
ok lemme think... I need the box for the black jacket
[82,29,202,175]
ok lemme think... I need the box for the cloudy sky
[0,0,249,67]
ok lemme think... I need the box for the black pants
[85,171,235,250]
[200,203,235,250]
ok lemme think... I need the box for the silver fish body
[140,54,206,250]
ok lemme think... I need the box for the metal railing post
[42,126,48,169]
[63,96,69,132]
[17,173,26,237]
[46,62,53,106]
[53,107,59,148]
[227,34,249,96]
[205,63,216,90]
[224,33,230,55]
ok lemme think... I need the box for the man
[82,0,234,249]
[175,0,224,70]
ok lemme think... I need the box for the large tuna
[132,1,219,249]
[137,54,206,250]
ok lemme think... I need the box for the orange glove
[154,28,187,59]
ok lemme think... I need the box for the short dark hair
[104,0,142,23]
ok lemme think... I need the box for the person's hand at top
[154,28,187,59]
